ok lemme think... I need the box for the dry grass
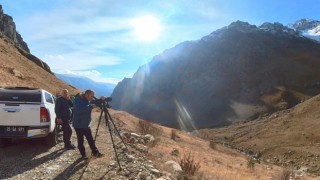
[195,94,320,177]
[178,152,201,176]
[109,109,290,179]
[136,120,163,137]
[279,168,293,180]
[147,137,161,148]
[209,141,217,150]
[171,129,179,141]
[0,37,78,95]
[247,157,260,169]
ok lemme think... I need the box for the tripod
[93,101,127,170]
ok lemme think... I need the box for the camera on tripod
[92,94,127,170]
[91,96,112,108]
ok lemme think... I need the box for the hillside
[196,93,320,175]
[0,35,78,95]
[2,108,312,179]
[111,20,320,130]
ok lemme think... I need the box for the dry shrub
[247,157,260,169]
[171,129,178,141]
[137,120,163,137]
[179,153,201,177]
[122,133,135,144]
[209,141,216,150]
[279,168,293,180]
[147,137,160,148]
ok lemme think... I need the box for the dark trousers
[74,128,98,157]
[61,121,72,146]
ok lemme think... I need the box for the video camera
[92,96,112,108]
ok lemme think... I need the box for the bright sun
[132,15,162,41]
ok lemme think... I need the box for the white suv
[0,87,58,146]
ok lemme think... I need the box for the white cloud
[56,69,120,84]
[44,53,121,71]
[6,0,234,85]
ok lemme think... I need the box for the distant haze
[55,73,115,97]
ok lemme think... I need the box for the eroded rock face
[0,5,52,74]
[0,5,29,52]
[111,21,320,130]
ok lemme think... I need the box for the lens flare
[175,99,197,131]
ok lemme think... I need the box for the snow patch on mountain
[301,25,320,42]
[289,19,320,43]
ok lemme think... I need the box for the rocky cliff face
[0,5,29,52]
[0,5,52,73]
[290,19,320,42]
[111,21,320,130]
[290,19,320,31]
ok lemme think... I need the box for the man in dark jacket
[73,90,103,158]
[55,89,75,149]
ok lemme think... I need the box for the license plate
[0,126,27,137]
[5,126,26,133]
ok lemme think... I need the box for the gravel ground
[0,113,169,180]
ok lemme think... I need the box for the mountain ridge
[55,73,115,97]
[111,19,320,130]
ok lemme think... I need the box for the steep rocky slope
[0,34,78,95]
[196,92,320,175]
[291,19,320,42]
[112,21,320,130]
[0,5,28,52]
[0,5,52,74]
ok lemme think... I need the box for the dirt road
[0,111,164,180]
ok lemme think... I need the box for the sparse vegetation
[247,157,260,169]
[171,129,178,141]
[147,137,160,148]
[178,152,201,178]
[137,120,163,137]
[279,168,293,180]
[209,141,216,150]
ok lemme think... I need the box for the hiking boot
[64,144,76,150]
[80,156,89,161]
[92,151,104,158]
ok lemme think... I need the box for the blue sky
[1,0,319,84]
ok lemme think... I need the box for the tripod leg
[94,109,103,142]
[106,118,122,170]
[106,110,128,149]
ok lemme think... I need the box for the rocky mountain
[55,73,115,97]
[0,5,77,95]
[196,92,320,175]
[0,35,78,95]
[111,20,320,130]
[0,5,52,73]
[0,5,28,52]
[290,18,320,42]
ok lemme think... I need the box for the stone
[130,132,141,139]
[12,68,24,79]
[150,168,161,176]
[126,154,135,163]
[165,160,182,172]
